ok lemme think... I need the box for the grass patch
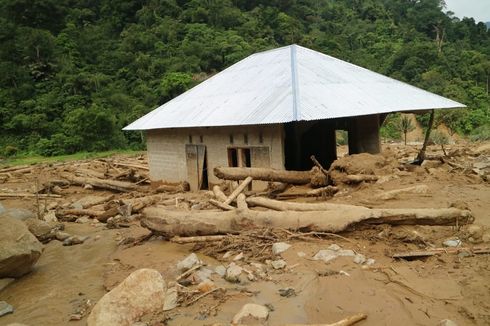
[0,149,144,167]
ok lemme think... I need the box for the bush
[470,125,490,141]
[3,145,18,157]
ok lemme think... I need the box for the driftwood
[141,201,473,237]
[375,185,429,200]
[286,313,367,326]
[224,176,253,205]
[214,166,326,186]
[0,192,62,198]
[209,199,235,211]
[213,185,228,202]
[62,173,138,192]
[277,186,339,199]
[155,182,190,193]
[342,174,378,184]
[246,196,360,211]
[0,165,30,173]
[170,235,229,243]
[393,246,490,259]
[113,162,149,171]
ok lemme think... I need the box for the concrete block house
[124,45,464,191]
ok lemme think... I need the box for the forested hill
[0,0,489,156]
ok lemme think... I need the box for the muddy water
[0,223,118,326]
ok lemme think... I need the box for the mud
[0,142,489,325]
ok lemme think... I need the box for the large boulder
[0,216,43,278]
[87,269,166,326]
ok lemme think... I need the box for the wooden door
[185,144,207,191]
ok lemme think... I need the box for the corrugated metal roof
[123,45,465,130]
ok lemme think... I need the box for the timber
[0,192,62,198]
[224,176,253,204]
[141,203,473,238]
[214,166,317,185]
[246,196,361,211]
[61,173,138,192]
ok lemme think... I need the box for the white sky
[444,0,490,23]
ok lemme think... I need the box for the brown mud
[0,142,489,325]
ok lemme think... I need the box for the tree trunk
[61,173,138,192]
[141,204,473,238]
[214,166,325,185]
[415,109,435,164]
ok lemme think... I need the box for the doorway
[185,144,208,190]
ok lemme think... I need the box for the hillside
[0,0,489,156]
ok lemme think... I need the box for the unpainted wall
[146,124,285,189]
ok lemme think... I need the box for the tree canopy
[0,0,489,156]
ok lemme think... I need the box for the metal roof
[123,45,465,130]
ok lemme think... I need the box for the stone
[0,207,35,221]
[0,202,5,214]
[467,225,484,240]
[24,218,63,243]
[278,287,296,297]
[365,258,376,266]
[191,267,213,283]
[232,303,269,325]
[270,259,287,270]
[76,216,91,224]
[42,210,58,223]
[0,215,43,278]
[296,251,306,258]
[443,239,462,247]
[313,250,338,263]
[55,231,71,241]
[63,235,89,246]
[233,252,244,261]
[224,263,243,283]
[215,265,226,277]
[327,244,341,251]
[87,269,166,326]
[0,278,15,292]
[353,254,366,265]
[197,279,216,293]
[176,253,201,272]
[0,301,14,317]
[438,319,458,326]
[163,287,178,311]
[271,242,291,255]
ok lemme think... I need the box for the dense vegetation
[1,0,489,156]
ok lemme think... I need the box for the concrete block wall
[146,124,285,188]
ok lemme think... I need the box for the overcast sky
[444,0,490,23]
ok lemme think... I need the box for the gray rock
[0,301,14,317]
[327,244,341,251]
[272,242,291,255]
[278,287,296,297]
[63,235,89,246]
[313,250,338,263]
[224,262,243,283]
[270,259,287,270]
[176,253,201,272]
[163,287,178,311]
[192,267,213,283]
[0,208,35,221]
[467,225,483,240]
[55,231,71,241]
[353,254,366,265]
[365,258,376,266]
[232,303,269,324]
[0,215,43,278]
[482,231,490,243]
[24,218,63,243]
[443,239,462,247]
[87,269,166,326]
[0,202,5,214]
[215,265,226,277]
[42,210,58,223]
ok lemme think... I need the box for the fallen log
[375,185,429,200]
[170,235,229,244]
[209,199,235,211]
[342,174,378,184]
[61,173,138,192]
[0,192,62,198]
[0,165,30,173]
[246,196,360,211]
[213,185,228,202]
[141,204,473,238]
[155,181,190,193]
[113,162,149,171]
[214,166,326,185]
[392,246,490,259]
[224,176,253,205]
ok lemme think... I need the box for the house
[124,45,465,191]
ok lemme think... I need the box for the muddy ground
[0,142,489,326]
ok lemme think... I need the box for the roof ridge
[290,45,300,120]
